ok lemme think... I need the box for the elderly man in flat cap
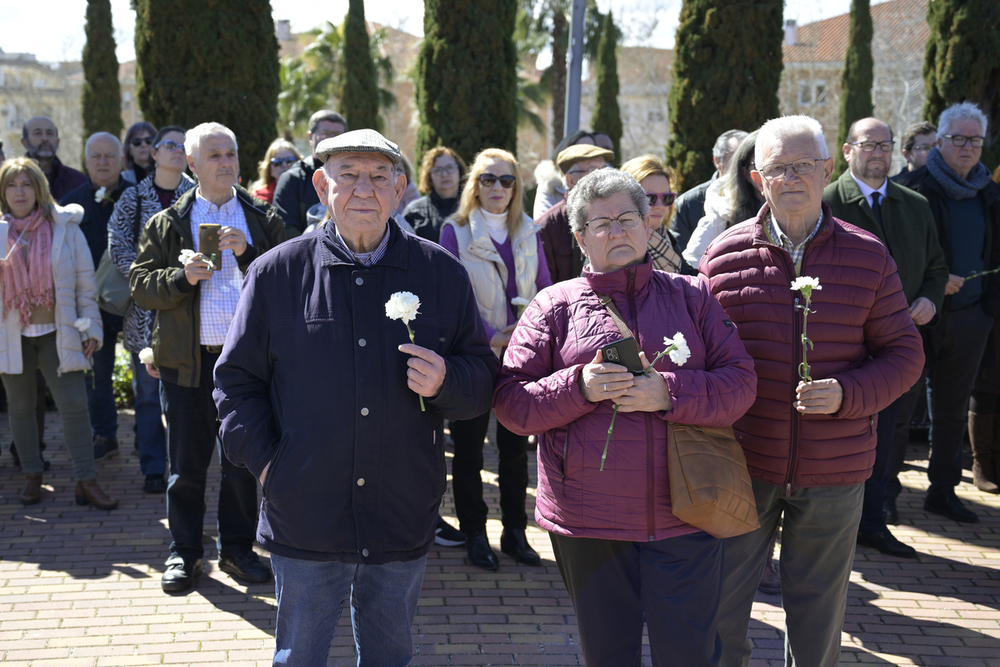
[537,143,614,282]
[214,129,498,666]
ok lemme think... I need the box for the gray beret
[315,129,402,166]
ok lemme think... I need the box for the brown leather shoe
[20,473,43,505]
[75,479,119,510]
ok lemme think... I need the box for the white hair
[938,101,988,139]
[85,132,121,155]
[755,115,829,167]
[185,122,238,158]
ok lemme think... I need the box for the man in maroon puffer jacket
[700,115,924,667]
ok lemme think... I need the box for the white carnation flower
[73,317,91,333]
[138,347,155,365]
[790,276,822,292]
[511,296,530,307]
[385,291,421,325]
[94,187,108,203]
[178,249,198,265]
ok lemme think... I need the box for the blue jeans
[83,321,119,440]
[271,553,427,667]
[131,352,166,476]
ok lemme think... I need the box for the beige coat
[444,208,539,357]
[0,203,103,375]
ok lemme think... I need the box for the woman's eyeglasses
[585,211,643,237]
[270,156,298,167]
[431,165,458,176]
[154,140,185,153]
[130,137,154,147]
[477,173,516,189]
[646,192,677,207]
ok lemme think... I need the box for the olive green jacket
[130,186,285,387]
[824,170,948,325]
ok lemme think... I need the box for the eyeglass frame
[849,141,895,153]
[909,143,934,153]
[431,164,458,176]
[269,156,298,167]
[477,173,516,189]
[583,210,644,237]
[154,139,185,153]
[754,157,826,181]
[646,192,677,207]
[129,137,154,147]
[942,134,985,148]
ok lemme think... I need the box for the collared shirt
[190,188,252,346]
[765,208,825,276]
[333,223,390,266]
[850,174,888,212]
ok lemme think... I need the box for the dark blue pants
[84,321,120,440]
[550,531,723,667]
[160,349,257,560]
[131,352,166,477]
[859,398,902,533]
[927,305,993,492]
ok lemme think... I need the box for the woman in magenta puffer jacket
[493,169,757,667]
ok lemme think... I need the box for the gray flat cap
[315,129,402,166]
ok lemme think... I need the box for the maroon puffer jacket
[699,202,924,490]
[493,259,757,541]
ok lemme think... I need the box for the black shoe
[500,528,541,566]
[435,517,466,547]
[465,532,499,571]
[883,498,899,525]
[10,441,50,471]
[143,474,167,494]
[219,550,272,584]
[162,555,202,592]
[924,488,979,524]
[857,528,917,558]
[94,436,119,461]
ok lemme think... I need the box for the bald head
[85,132,123,190]
[843,117,894,188]
[21,116,60,167]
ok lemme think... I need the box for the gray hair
[185,122,238,158]
[85,132,122,155]
[714,129,748,160]
[566,169,650,235]
[755,115,829,167]
[938,101,988,139]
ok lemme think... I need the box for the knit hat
[556,144,614,174]
[316,129,401,166]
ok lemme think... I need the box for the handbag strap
[594,291,635,340]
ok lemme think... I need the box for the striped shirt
[765,209,824,276]
[190,189,252,346]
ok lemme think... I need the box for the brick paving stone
[2,411,999,665]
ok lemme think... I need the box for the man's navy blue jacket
[214,220,498,564]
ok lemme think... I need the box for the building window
[647,109,665,122]
[798,81,827,107]
[814,82,827,106]
[123,91,131,111]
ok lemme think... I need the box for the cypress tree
[340,0,381,131]
[923,0,1000,168]
[81,0,122,141]
[666,0,783,191]
[549,7,568,145]
[134,0,280,184]
[590,11,622,163]
[415,0,519,165]
[834,0,874,179]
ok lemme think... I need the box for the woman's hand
[83,338,99,359]
[616,352,673,413]
[579,350,634,403]
[490,324,516,349]
[144,363,160,379]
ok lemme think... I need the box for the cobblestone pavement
[1,410,998,666]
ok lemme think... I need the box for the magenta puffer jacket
[493,259,757,541]
[699,203,925,490]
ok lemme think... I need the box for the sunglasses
[129,137,154,147]
[477,173,516,189]
[154,139,185,153]
[646,192,677,207]
[270,156,298,167]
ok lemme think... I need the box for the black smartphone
[600,336,644,375]
[198,223,221,270]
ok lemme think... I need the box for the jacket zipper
[624,268,655,538]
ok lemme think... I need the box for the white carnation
[385,291,421,324]
[94,187,108,203]
[178,249,198,265]
[511,296,530,307]
[74,317,91,334]
[138,347,155,365]
[790,276,822,292]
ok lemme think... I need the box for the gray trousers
[1,332,96,480]
[717,480,864,667]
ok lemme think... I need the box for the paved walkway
[1,410,998,666]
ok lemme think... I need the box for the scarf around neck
[1,208,54,328]
[926,146,992,200]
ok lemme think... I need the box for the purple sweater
[439,224,552,342]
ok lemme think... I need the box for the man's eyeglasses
[584,211,643,237]
[154,140,185,153]
[850,141,895,153]
[646,192,677,207]
[756,158,825,181]
[567,165,604,178]
[910,143,934,153]
[477,173,516,189]
[431,164,458,176]
[943,134,985,148]
[270,156,297,167]
[129,137,154,147]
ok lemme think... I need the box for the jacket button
[357,478,365,486]
[355,277,363,285]
[358,338,366,347]
[361,407,369,416]
[362,548,369,557]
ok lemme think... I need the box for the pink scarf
[1,209,54,328]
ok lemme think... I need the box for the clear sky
[2,0,859,65]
